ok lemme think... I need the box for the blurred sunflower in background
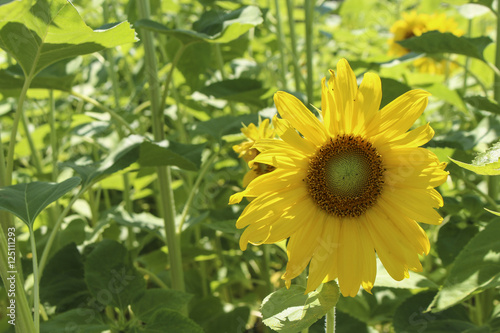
[233,119,276,187]
[389,11,464,74]
[230,59,448,297]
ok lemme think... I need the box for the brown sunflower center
[305,135,385,218]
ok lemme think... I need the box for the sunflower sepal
[260,280,340,333]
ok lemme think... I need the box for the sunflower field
[1,0,500,332]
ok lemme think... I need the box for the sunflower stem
[305,0,314,105]
[490,10,500,202]
[137,0,186,300]
[326,306,335,333]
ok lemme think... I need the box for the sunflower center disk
[305,135,385,218]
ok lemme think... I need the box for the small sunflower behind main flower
[389,11,464,74]
[233,119,276,187]
[229,59,448,297]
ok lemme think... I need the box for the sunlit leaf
[429,220,500,312]
[135,6,262,44]
[0,0,136,76]
[0,0,31,21]
[261,281,340,333]
[0,177,81,227]
[398,31,492,61]
[449,157,500,176]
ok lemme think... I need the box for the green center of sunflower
[305,135,385,218]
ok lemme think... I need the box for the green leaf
[449,157,500,176]
[0,0,136,76]
[132,289,193,323]
[0,58,79,92]
[199,78,271,107]
[437,217,479,266]
[64,135,142,186]
[135,6,262,45]
[393,291,476,333]
[374,259,438,289]
[380,77,411,108]
[261,281,340,333]
[40,308,109,333]
[205,306,250,333]
[429,219,500,312]
[40,243,91,312]
[464,95,500,115]
[398,31,493,61]
[425,83,467,113]
[0,0,31,22]
[134,308,204,333]
[0,177,81,226]
[84,239,146,311]
[139,140,205,171]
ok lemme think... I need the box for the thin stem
[177,152,217,233]
[70,90,137,135]
[286,0,302,91]
[137,0,185,295]
[0,122,7,187]
[305,0,314,105]
[274,0,288,89]
[463,178,499,211]
[6,75,33,186]
[38,188,86,277]
[49,91,59,181]
[159,43,188,118]
[490,12,500,202]
[326,306,336,333]
[136,266,169,289]
[29,226,40,333]
[20,110,43,175]
[462,19,472,94]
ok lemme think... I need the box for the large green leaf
[84,239,146,311]
[450,142,500,175]
[0,0,136,76]
[0,177,81,227]
[0,59,78,91]
[429,220,500,312]
[199,78,271,107]
[139,140,205,171]
[131,308,204,333]
[261,281,340,333]
[398,31,492,61]
[394,291,476,333]
[40,309,109,333]
[40,243,91,312]
[0,0,31,21]
[135,6,262,45]
[132,289,193,323]
[64,135,143,187]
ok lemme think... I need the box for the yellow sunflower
[232,119,276,187]
[389,11,464,74]
[229,59,448,297]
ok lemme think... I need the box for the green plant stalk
[136,266,169,289]
[6,75,33,186]
[137,0,185,294]
[286,0,303,91]
[0,123,8,186]
[28,226,40,333]
[274,0,288,89]
[20,111,43,175]
[326,306,335,333]
[159,43,188,116]
[213,44,237,115]
[48,91,60,221]
[0,225,36,333]
[70,90,137,135]
[261,245,272,295]
[177,152,217,233]
[305,0,314,105]
[462,19,472,94]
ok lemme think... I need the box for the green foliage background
[0,0,499,332]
